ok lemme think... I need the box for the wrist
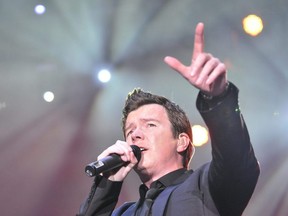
[201,82,230,100]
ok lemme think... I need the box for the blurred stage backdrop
[0,0,287,215]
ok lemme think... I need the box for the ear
[177,133,191,153]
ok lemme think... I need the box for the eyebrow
[125,118,160,132]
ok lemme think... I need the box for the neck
[136,166,184,188]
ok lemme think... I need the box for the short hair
[121,88,194,168]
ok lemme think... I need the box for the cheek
[146,129,176,151]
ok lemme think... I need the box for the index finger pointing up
[192,22,205,62]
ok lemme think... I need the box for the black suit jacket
[78,83,260,216]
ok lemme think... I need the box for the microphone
[85,145,142,177]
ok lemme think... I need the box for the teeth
[140,148,145,151]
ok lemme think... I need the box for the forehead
[126,104,169,124]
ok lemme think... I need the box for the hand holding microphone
[85,144,142,177]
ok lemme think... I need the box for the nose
[131,128,144,142]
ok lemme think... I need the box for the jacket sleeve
[77,175,123,216]
[196,82,260,216]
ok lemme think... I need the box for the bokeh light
[43,91,54,102]
[192,125,209,147]
[242,14,264,36]
[97,69,111,83]
[34,4,46,15]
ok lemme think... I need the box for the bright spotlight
[242,14,264,37]
[34,5,46,15]
[192,125,209,147]
[43,91,54,102]
[97,69,111,83]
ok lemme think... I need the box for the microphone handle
[85,145,141,177]
[85,154,124,177]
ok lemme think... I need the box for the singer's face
[125,104,183,179]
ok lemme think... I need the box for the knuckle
[218,63,226,71]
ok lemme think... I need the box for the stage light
[242,14,264,37]
[192,125,209,147]
[43,91,54,102]
[34,5,46,15]
[97,69,111,83]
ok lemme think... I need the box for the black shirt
[135,168,189,215]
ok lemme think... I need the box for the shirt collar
[139,168,187,191]
[156,168,187,187]
[138,168,189,201]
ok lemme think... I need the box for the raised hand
[164,22,227,96]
